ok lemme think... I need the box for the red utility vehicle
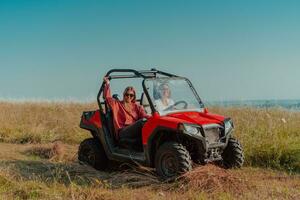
[78,69,244,179]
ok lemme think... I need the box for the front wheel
[155,142,192,180]
[78,138,108,170]
[221,137,244,168]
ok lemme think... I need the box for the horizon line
[1,97,299,104]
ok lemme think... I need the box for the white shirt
[154,98,175,111]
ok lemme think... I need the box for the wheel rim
[160,152,177,178]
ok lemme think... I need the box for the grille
[203,127,221,144]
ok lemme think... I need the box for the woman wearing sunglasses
[103,77,150,145]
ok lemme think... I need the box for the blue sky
[0,0,299,102]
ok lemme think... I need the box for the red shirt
[103,83,149,138]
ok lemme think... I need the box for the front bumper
[181,123,233,162]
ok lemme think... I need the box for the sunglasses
[125,93,134,98]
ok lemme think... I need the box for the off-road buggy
[78,69,244,180]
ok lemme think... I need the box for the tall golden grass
[0,102,97,144]
[210,107,300,172]
[0,102,299,172]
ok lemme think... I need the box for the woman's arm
[103,77,115,105]
[169,98,175,106]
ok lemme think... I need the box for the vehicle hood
[166,111,225,126]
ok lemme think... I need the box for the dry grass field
[0,102,299,199]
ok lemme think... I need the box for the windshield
[144,78,204,115]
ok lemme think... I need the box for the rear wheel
[78,138,108,170]
[221,137,244,168]
[155,142,192,180]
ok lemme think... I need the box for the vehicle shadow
[0,159,160,188]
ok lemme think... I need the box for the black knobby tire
[78,138,108,170]
[222,137,244,168]
[155,142,192,180]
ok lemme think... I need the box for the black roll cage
[96,68,204,115]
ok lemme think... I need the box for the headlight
[178,124,202,136]
[224,119,234,134]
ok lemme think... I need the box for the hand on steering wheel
[163,100,188,111]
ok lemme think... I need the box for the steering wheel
[163,100,188,111]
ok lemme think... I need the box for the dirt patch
[0,143,28,160]
[0,142,77,162]
[22,142,77,162]
[24,141,65,160]
[180,164,248,195]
